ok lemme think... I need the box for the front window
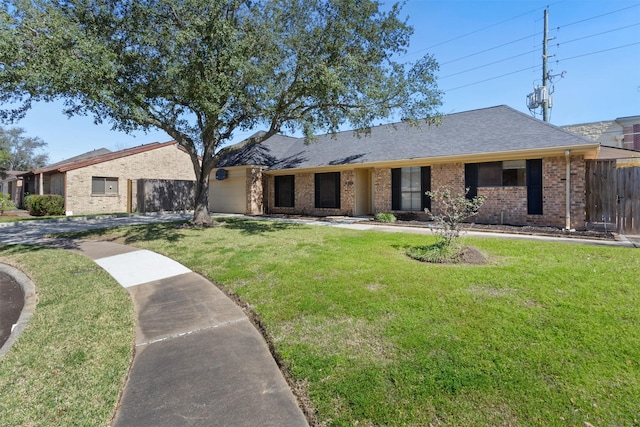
[92,177,118,195]
[400,167,422,211]
[315,172,340,209]
[274,175,295,208]
[478,160,526,187]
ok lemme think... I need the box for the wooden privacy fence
[586,159,640,234]
[134,179,195,213]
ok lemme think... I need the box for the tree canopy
[0,126,49,179]
[0,127,49,174]
[1,0,441,224]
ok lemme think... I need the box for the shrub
[375,212,397,223]
[25,194,65,216]
[407,187,486,263]
[0,193,16,215]
[424,187,486,248]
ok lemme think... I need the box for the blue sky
[8,0,640,164]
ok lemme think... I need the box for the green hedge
[25,194,65,216]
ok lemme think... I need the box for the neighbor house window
[92,177,118,195]
[274,175,295,208]
[391,166,431,211]
[478,160,526,187]
[315,172,340,209]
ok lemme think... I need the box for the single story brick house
[20,141,195,215]
[211,105,633,230]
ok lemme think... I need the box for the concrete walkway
[71,240,308,427]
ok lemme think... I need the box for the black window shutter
[465,163,478,199]
[526,159,543,215]
[391,168,401,210]
[421,166,431,211]
[334,172,341,208]
[314,174,321,207]
[275,176,282,207]
[289,176,295,207]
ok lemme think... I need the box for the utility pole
[527,8,563,122]
[542,8,549,122]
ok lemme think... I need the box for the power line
[412,2,640,95]
[400,2,555,58]
[440,34,540,66]
[443,64,540,92]
[444,39,639,93]
[439,48,538,80]
[552,22,640,48]
[554,41,640,63]
[551,3,640,30]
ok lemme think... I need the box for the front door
[355,169,372,216]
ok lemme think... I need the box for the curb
[0,264,38,358]
[0,211,194,228]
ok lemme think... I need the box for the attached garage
[209,167,247,214]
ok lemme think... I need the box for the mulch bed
[367,219,617,241]
[267,214,617,241]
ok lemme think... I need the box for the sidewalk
[72,239,308,427]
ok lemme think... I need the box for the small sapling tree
[407,187,485,263]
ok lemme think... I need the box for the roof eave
[262,144,601,174]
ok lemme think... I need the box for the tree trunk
[191,156,215,226]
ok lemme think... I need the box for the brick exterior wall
[431,163,465,196]
[64,144,195,215]
[268,170,356,216]
[373,168,391,213]
[261,156,588,228]
[246,167,264,215]
[476,187,529,225]
[537,155,586,229]
[472,156,586,228]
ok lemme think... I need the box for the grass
[0,245,135,427]
[22,219,640,426]
[64,219,640,425]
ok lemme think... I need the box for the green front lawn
[66,219,640,426]
[5,220,640,427]
[0,246,134,426]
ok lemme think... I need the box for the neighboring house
[211,105,637,230]
[0,171,26,206]
[20,141,196,215]
[562,115,640,151]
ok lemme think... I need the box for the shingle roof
[216,105,599,170]
[46,148,112,169]
[30,141,178,174]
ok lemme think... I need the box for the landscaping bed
[268,213,618,240]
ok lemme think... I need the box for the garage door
[210,177,246,214]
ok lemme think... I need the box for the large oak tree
[1,0,440,225]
